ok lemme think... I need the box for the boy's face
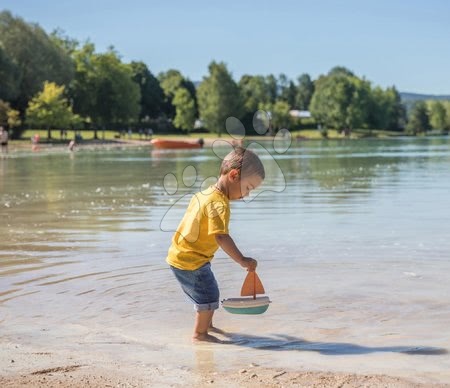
[227,170,263,200]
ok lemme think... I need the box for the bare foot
[192,333,222,343]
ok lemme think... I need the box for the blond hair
[219,146,265,179]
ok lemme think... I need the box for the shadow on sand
[221,332,448,356]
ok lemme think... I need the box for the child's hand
[241,257,257,271]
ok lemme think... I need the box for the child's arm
[215,233,257,271]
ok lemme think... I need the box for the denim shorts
[170,262,219,311]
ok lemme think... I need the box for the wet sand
[1,341,443,388]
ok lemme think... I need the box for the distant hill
[400,92,450,102]
[400,92,450,111]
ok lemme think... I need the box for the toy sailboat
[222,271,271,315]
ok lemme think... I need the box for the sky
[2,0,450,94]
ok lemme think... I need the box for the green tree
[328,66,355,77]
[0,100,21,137]
[70,43,97,125]
[0,11,74,111]
[159,69,184,97]
[259,100,291,133]
[0,46,20,101]
[50,28,79,55]
[130,61,165,120]
[384,87,406,131]
[367,86,388,129]
[197,61,242,135]
[367,86,406,131]
[70,45,140,137]
[26,82,78,139]
[7,107,21,129]
[295,73,314,110]
[239,75,273,114]
[265,75,278,103]
[93,50,140,133]
[158,69,184,118]
[368,86,406,131]
[173,88,196,132]
[158,69,197,119]
[406,101,430,135]
[310,72,371,134]
[238,74,279,135]
[442,101,450,132]
[278,74,297,107]
[427,101,447,131]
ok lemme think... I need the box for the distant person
[147,128,153,139]
[68,139,76,152]
[128,128,132,139]
[0,126,8,153]
[166,147,265,342]
[31,133,40,151]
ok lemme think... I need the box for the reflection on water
[1,138,450,379]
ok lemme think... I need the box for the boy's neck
[214,177,230,199]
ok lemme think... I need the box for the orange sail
[240,271,265,299]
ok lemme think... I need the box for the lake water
[1,137,450,383]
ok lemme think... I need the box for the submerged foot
[192,333,222,343]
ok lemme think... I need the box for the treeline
[1,10,449,139]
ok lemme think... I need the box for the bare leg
[193,310,221,343]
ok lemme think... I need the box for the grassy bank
[10,128,408,146]
[17,129,237,142]
[291,128,406,139]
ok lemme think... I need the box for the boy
[167,146,265,342]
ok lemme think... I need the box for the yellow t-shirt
[166,186,230,270]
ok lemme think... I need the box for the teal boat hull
[222,296,271,315]
[223,304,269,315]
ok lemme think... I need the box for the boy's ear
[229,169,240,182]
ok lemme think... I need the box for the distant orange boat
[150,138,204,149]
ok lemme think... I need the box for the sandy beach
[3,133,276,156]
[5,138,156,153]
[6,135,237,150]
[1,341,444,388]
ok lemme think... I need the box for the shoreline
[5,138,153,153]
[2,137,251,156]
[3,129,444,156]
[2,342,444,388]
[1,368,439,388]
[5,127,432,154]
